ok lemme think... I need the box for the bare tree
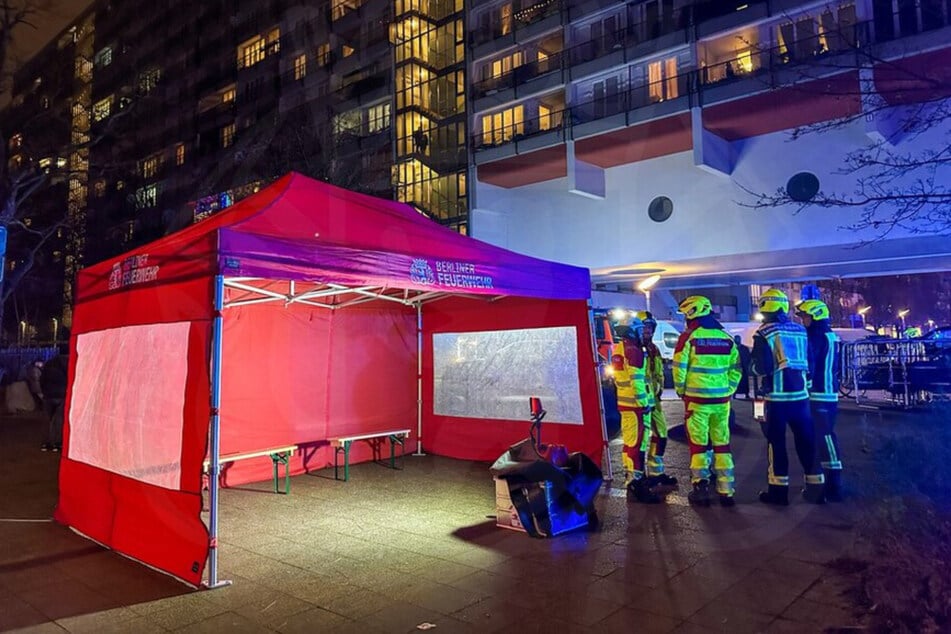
[738,14,951,239]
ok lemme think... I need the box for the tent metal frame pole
[414,302,425,456]
[587,302,613,481]
[206,275,231,589]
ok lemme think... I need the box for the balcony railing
[471,11,688,100]
[699,22,870,88]
[469,0,562,47]
[471,22,878,152]
[472,105,567,151]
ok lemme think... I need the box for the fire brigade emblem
[409,258,435,285]
[108,263,122,290]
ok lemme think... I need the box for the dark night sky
[10,0,92,63]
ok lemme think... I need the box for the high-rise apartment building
[2,0,469,337]
[466,0,951,318]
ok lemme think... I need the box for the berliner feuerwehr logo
[409,258,435,285]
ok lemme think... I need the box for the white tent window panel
[68,322,191,490]
[433,326,583,424]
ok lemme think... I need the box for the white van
[653,320,683,360]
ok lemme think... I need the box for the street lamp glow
[857,306,871,315]
[637,275,661,292]
[898,309,910,319]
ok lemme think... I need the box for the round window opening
[648,196,673,222]
[786,172,820,202]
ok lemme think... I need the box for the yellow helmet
[758,288,789,314]
[635,310,657,328]
[678,296,712,319]
[796,299,830,321]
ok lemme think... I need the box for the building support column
[567,140,605,199]
[690,107,733,177]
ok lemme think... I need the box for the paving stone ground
[0,395,883,633]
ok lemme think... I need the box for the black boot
[688,480,712,507]
[802,482,826,504]
[719,494,736,507]
[758,485,789,506]
[824,470,843,502]
[647,473,679,489]
[627,477,662,504]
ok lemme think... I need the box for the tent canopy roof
[81,173,591,303]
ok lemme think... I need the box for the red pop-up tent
[54,173,607,587]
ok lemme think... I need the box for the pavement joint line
[0,518,53,522]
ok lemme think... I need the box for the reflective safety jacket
[645,341,665,397]
[806,320,840,402]
[751,314,809,402]
[673,315,741,404]
[612,338,653,411]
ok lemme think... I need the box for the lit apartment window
[294,54,307,80]
[175,143,186,166]
[342,45,355,58]
[489,51,523,79]
[9,133,22,150]
[239,36,266,68]
[56,157,66,168]
[368,102,391,133]
[538,104,552,130]
[648,57,678,102]
[39,157,52,172]
[93,96,113,121]
[332,0,361,20]
[222,86,236,103]
[333,109,362,134]
[221,123,236,148]
[93,180,107,197]
[500,4,513,35]
[141,155,161,178]
[481,105,524,145]
[267,29,281,55]
[94,46,113,67]
[41,97,50,109]
[317,43,330,66]
[139,68,162,94]
[135,184,158,209]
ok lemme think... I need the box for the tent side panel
[422,296,603,464]
[216,302,417,485]
[55,280,213,587]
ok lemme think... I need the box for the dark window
[786,172,820,202]
[648,196,673,222]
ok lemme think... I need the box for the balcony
[472,97,567,161]
[474,58,567,112]
[469,0,563,59]
[570,72,691,137]
[698,21,871,97]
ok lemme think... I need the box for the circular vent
[786,172,820,202]
[648,196,673,222]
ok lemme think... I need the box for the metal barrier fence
[0,347,60,386]
[840,338,951,409]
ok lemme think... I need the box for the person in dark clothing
[750,289,825,506]
[40,354,68,452]
[797,300,844,501]
[733,335,752,399]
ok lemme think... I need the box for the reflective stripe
[688,366,728,375]
[825,435,840,467]
[805,473,825,484]
[765,391,809,402]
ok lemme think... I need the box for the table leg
[389,435,396,469]
[344,441,351,482]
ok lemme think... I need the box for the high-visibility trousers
[647,399,668,476]
[684,401,734,496]
[621,408,650,479]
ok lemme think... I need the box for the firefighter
[612,315,661,503]
[797,300,843,502]
[673,296,741,507]
[638,311,677,489]
[750,288,825,506]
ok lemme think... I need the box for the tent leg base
[204,579,233,590]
